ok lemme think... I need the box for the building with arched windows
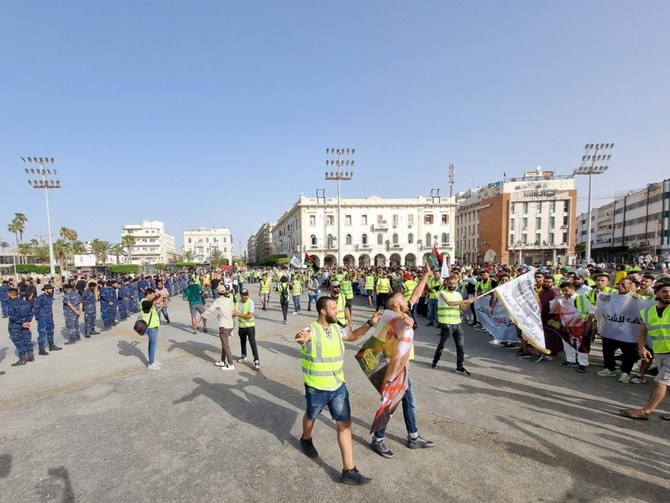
[269,194,456,268]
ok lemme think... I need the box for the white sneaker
[618,372,631,384]
[292,312,298,315]
[147,363,161,370]
[214,360,227,367]
[254,361,260,370]
[221,364,235,371]
[154,361,162,366]
[237,356,248,363]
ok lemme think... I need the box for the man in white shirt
[202,284,236,370]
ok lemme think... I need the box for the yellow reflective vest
[640,306,670,354]
[300,321,345,391]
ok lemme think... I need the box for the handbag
[133,310,153,336]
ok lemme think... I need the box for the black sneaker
[299,435,319,458]
[576,365,588,373]
[340,467,371,485]
[203,328,208,334]
[431,363,437,369]
[455,368,471,376]
[560,361,578,367]
[407,435,435,449]
[370,438,394,459]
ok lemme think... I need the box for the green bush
[15,264,61,275]
[154,263,166,270]
[258,254,289,266]
[108,264,141,275]
[174,262,197,268]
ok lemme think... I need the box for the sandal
[619,409,650,420]
[662,414,670,421]
[630,376,646,384]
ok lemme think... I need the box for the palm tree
[90,239,112,265]
[109,243,125,264]
[34,244,50,263]
[209,248,224,268]
[183,250,196,262]
[7,213,28,263]
[18,242,34,263]
[122,235,136,264]
[0,240,9,252]
[59,227,78,242]
[53,239,70,271]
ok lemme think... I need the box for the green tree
[7,213,28,263]
[122,235,136,263]
[109,243,125,264]
[33,244,50,263]
[0,240,9,252]
[209,249,224,268]
[90,239,112,265]
[183,250,195,262]
[18,242,34,263]
[59,227,78,242]
[53,239,70,271]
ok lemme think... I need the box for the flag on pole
[290,255,303,268]
[440,254,450,279]
[427,246,442,271]
[494,271,548,354]
[304,252,318,272]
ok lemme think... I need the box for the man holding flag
[369,262,435,459]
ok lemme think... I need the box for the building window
[441,233,448,244]
[346,234,352,245]
[549,216,555,229]
[408,214,414,225]
[345,215,351,226]
[536,217,541,230]
[392,233,398,244]
[361,215,367,225]
[392,214,399,225]
[309,215,316,226]
[377,214,384,224]
[408,233,414,244]
[522,202,528,214]
[362,234,368,245]
[327,234,334,248]
[424,214,434,224]
[310,234,317,246]
[441,214,449,224]
[327,215,334,226]
[377,233,384,245]
[188,238,191,244]
[425,232,432,245]
[223,247,227,253]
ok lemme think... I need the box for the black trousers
[602,337,638,374]
[238,327,259,362]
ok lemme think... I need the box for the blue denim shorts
[304,383,351,422]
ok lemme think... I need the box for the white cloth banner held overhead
[290,255,304,268]
[441,255,450,279]
[494,271,548,353]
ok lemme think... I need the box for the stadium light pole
[573,143,613,264]
[22,157,62,276]
[325,148,354,267]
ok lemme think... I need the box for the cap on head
[330,281,340,287]
[240,288,249,295]
[43,284,54,291]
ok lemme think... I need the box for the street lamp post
[325,148,354,267]
[22,157,61,276]
[573,143,613,264]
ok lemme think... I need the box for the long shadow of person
[0,347,7,366]
[0,453,11,478]
[47,466,75,503]
[173,376,341,481]
[117,340,146,365]
[165,339,220,364]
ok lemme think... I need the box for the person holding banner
[369,265,434,460]
[431,276,477,374]
[294,297,382,485]
[555,282,595,372]
[619,279,670,421]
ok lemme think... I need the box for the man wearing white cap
[203,284,236,370]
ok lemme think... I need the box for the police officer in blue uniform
[0,280,10,317]
[7,288,35,365]
[128,278,140,314]
[33,284,63,355]
[117,278,130,320]
[99,280,112,329]
[82,281,99,337]
[62,284,83,344]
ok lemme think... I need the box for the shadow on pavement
[117,340,147,365]
[0,347,7,366]
[500,415,668,502]
[34,466,75,503]
[0,453,11,478]
[166,339,219,363]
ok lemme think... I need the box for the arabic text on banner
[596,294,655,343]
[289,255,303,268]
[474,297,520,343]
[494,271,548,353]
[354,310,412,433]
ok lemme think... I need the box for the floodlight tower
[573,143,613,264]
[22,157,62,275]
[325,148,355,267]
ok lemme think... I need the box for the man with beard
[431,276,477,374]
[294,296,381,485]
[619,279,670,420]
[369,264,434,460]
[534,275,561,362]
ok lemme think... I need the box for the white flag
[494,271,547,354]
[596,293,655,343]
[290,256,303,268]
[440,256,450,279]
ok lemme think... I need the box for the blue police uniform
[82,289,98,336]
[63,289,82,341]
[33,292,56,350]
[8,295,34,360]
[128,282,140,314]
[117,282,130,319]
[0,283,10,317]
[99,286,113,328]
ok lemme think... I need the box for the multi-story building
[121,220,176,265]
[456,167,577,266]
[248,222,274,264]
[183,227,233,264]
[271,193,456,268]
[576,178,670,263]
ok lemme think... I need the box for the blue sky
[2,1,668,253]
